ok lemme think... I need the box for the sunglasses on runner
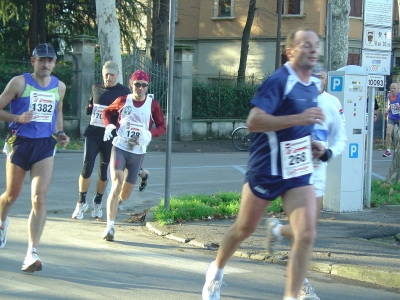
[133,83,149,88]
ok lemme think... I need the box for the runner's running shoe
[383,150,392,157]
[202,262,226,300]
[21,252,42,273]
[265,218,282,254]
[103,226,115,241]
[138,169,149,192]
[298,282,320,300]
[72,202,88,219]
[0,218,9,249]
[91,198,102,219]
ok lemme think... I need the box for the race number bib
[280,136,313,179]
[390,104,400,115]
[118,120,144,150]
[90,104,107,127]
[29,91,55,123]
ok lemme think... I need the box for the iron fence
[95,50,168,114]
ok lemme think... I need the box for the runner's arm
[149,100,166,137]
[246,106,324,132]
[102,96,124,128]
[0,76,32,123]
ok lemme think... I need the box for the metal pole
[382,78,387,147]
[365,87,375,208]
[164,0,176,209]
[326,2,332,71]
[275,0,283,70]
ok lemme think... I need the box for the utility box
[324,65,367,212]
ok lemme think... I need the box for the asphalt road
[1,148,399,299]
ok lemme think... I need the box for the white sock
[208,260,224,280]
[387,149,391,152]
[303,277,309,284]
[27,247,37,255]
[272,223,283,236]
[283,297,297,300]
[108,221,115,228]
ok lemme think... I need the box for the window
[350,0,362,18]
[395,57,400,67]
[347,53,360,66]
[214,0,234,18]
[277,0,302,15]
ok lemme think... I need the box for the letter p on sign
[349,143,358,158]
[330,76,343,92]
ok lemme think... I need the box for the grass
[153,191,285,226]
[153,181,400,225]
[371,180,400,206]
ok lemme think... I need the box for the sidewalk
[144,138,400,290]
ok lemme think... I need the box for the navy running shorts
[245,169,312,201]
[3,134,57,171]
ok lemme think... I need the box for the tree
[331,0,350,70]
[386,129,400,183]
[96,0,123,83]
[151,0,169,66]
[0,0,147,59]
[237,0,256,85]
[28,0,47,53]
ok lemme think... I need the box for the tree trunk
[96,0,123,84]
[29,0,47,55]
[151,0,169,66]
[386,130,400,183]
[237,0,256,85]
[331,0,350,70]
[29,0,38,54]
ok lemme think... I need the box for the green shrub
[192,80,258,119]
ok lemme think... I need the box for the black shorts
[3,134,57,171]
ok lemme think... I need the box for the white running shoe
[21,252,42,273]
[298,282,320,300]
[0,218,9,249]
[265,217,282,254]
[91,203,102,219]
[103,226,115,241]
[202,262,225,300]
[72,202,88,219]
[118,200,124,211]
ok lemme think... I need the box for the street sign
[367,74,385,88]
[363,26,392,51]
[364,0,393,27]
[361,50,391,75]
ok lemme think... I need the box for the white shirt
[312,91,347,181]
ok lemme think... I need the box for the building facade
[165,0,400,81]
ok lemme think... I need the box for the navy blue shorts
[245,170,312,201]
[3,134,57,171]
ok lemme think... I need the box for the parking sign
[330,76,343,92]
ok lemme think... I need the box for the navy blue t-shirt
[247,62,320,177]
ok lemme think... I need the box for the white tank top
[113,94,153,154]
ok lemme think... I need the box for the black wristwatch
[57,131,65,136]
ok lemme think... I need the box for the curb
[144,218,400,290]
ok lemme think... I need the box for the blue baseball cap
[32,43,57,59]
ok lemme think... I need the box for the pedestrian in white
[265,63,347,300]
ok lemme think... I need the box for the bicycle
[231,126,252,151]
